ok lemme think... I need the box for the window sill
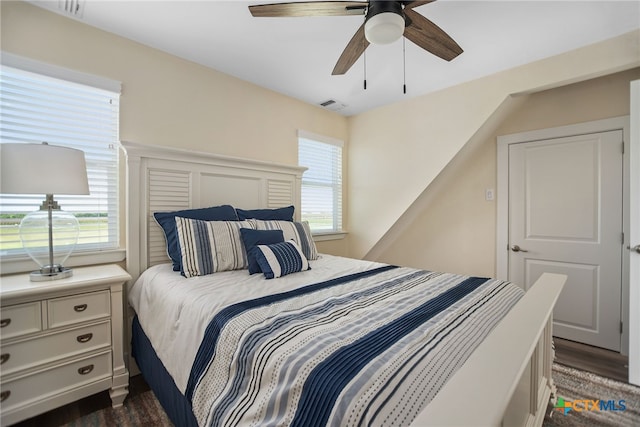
[312,231,348,242]
[0,249,126,276]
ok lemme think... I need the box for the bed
[122,141,566,427]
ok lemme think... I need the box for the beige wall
[371,68,640,276]
[0,1,350,256]
[348,30,640,261]
[2,2,640,264]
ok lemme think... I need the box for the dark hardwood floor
[553,336,629,383]
[11,375,151,427]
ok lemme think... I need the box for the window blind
[0,64,120,257]
[298,132,343,233]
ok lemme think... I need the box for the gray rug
[543,363,640,426]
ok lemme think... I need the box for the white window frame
[298,130,346,241]
[0,53,125,274]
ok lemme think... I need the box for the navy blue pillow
[236,205,294,222]
[154,205,238,271]
[239,228,284,274]
[253,240,310,279]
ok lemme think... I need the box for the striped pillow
[175,217,254,277]
[253,240,310,279]
[250,220,318,260]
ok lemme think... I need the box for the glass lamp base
[29,266,73,282]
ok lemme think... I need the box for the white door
[509,130,623,351]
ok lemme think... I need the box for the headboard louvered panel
[147,169,191,267]
[267,180,294,208]
[122,141,306,283]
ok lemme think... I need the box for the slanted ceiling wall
[348,30,640,266]
[367,67,640,277]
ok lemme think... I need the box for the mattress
[129,254,523,426]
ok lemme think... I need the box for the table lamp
[0,142,90,281]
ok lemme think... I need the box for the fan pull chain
[363,13,367,90]
[403,37,407,94]
[363,48,367,90]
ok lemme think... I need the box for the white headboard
[121,141,306,282]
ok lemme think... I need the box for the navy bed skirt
[131,315,198,427]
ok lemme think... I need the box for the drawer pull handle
[0,354,9,365]
[78,364,94,375]
[0,391,10,402]
[74,304,88,312]
[77,333,93,343]
[0,318,10,328]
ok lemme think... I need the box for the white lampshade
[1,143,90,195]
[365,11,405,45]
[0,142,90,281]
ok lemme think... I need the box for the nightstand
[0,264,131,426]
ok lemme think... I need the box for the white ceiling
[28,0,640,116]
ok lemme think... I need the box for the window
[298,131,343,234]
[0,56,121,262]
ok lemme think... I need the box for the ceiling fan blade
[403,9,463,61]
[403,1,437,10]
[249,1,367,17]
[332,23,369,75]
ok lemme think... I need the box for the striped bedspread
[184,265,524,427]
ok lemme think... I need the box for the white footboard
[410,273,566,427]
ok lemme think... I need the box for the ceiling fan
[248,1,463,75]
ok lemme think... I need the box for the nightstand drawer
[0,264,130,422]
[0,351,112,413]
[0,321,111,376]
[48,290,110,328]
[0,302,42,340]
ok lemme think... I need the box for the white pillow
[175,217,254,277]
[250,219,318,260]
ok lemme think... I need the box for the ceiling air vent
[318,99,347,112]
[58,0,85,17]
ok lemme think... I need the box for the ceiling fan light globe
[364,12,405,44]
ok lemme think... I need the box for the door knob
[627,245,640,254]
[511,245,528,253]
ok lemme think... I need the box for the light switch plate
[485,189,495,201]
